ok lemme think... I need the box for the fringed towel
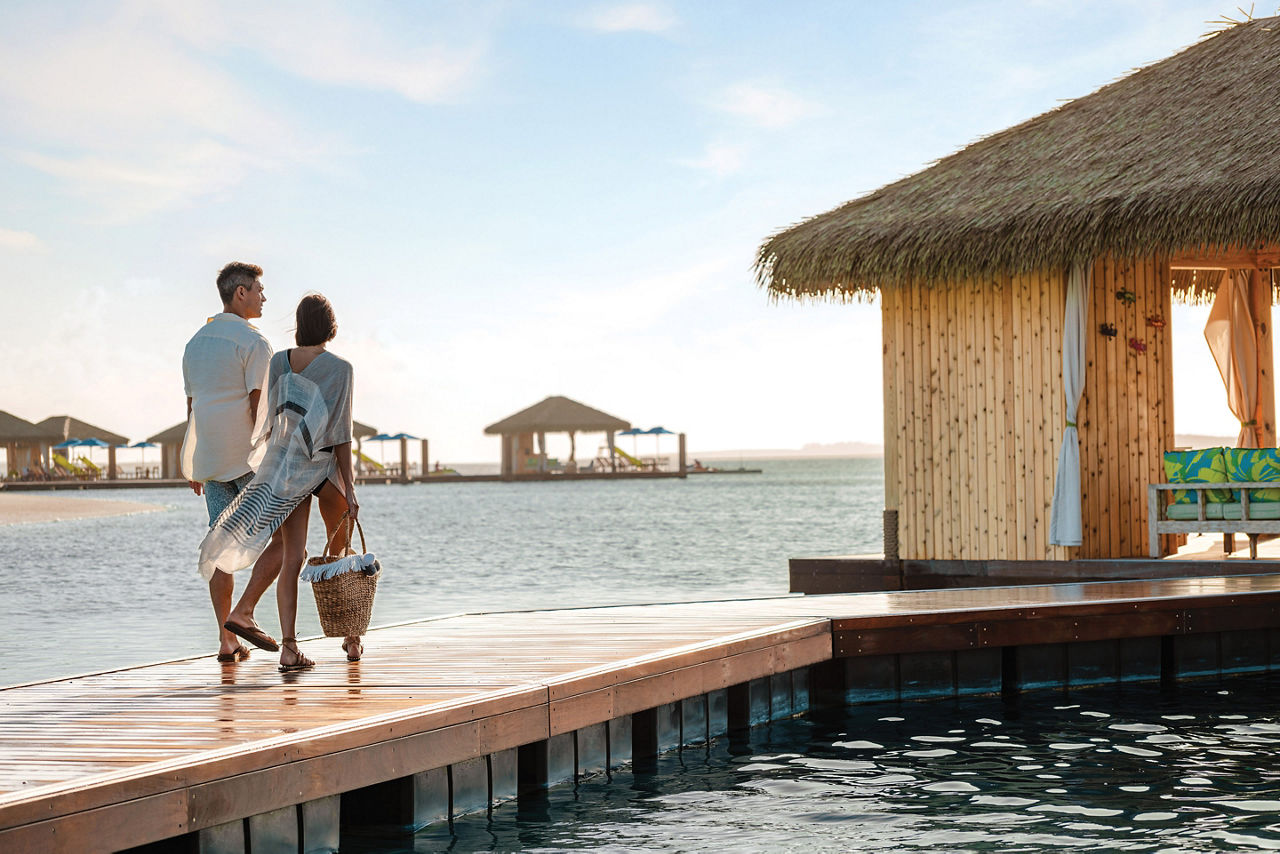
[301,553,380,582]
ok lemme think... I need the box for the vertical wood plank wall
[1078,256,1176,558]
[881,256,1174,560]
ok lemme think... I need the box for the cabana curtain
[1204,269,1259,448]
[1049,262,1091,547]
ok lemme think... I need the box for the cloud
[677,142,748,177]
[716,82,822,129]
[0,228,46,253]
[579,3,677,34]
[150,0,488,104]
[16,143,271,220]
[0,1,490,218]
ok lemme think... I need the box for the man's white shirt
[181,313,273,483]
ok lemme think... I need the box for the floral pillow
[1163,449,1230,505]
[1223,448,1280,502]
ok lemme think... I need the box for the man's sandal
[224,620,280,652]
[278,638,315,672]
[216,645,250,663]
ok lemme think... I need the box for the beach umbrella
[645,427,675,464]
[366,433,396,464]
[618,427,644,457]
[131,441,157,473]
[78,437,109,467]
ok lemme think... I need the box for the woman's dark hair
[295,294,337,346]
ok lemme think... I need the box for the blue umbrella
[645,426,675,466]
[366,433,397,465]
[53,438,82,449]
[617,427,644,458]
[130,441,157,474]
[390,432,418,440]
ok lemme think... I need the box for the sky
[0,0,1251,463]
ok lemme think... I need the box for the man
[182,262,284,660]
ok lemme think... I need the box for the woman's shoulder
[324,351,354,373]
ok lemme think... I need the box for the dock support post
[108,445,117,480]
[631,708,659,770]
[420,439,429,476]
[518,733,574,796]
[1001,646,1020,702]
[678,432,686,476]
[398,436,409,483]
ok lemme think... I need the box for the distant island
[691,441,883,461]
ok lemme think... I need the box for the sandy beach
[0,493,163,525]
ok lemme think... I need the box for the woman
[198,294,362,671]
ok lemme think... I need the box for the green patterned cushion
[1163,448,1230,504]
[1223,448,1280,502]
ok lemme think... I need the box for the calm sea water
[395,674,1280,853]
[0,458,883,686]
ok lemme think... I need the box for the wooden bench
[1148,481,1280,559]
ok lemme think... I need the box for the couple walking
[182,262,362,672]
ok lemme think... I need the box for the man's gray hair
[216,262,263,305]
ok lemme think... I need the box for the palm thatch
[353,419,377,440]
[484,396,630,435]
[37,415,128,446]
[0,410,60,443]
[758,17,1280,301]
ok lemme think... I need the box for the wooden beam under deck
[7,576,1280,851]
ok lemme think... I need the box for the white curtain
[1204,269,1259,448]
[1049,262,1091,547]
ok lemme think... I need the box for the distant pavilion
[38,415,129,479]
[485,396,629,477]
[0,411,60,477]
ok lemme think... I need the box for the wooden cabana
[756,17,1280,561]
[485,396,630,477]
[38,415,129,479]
[0,411,60,479]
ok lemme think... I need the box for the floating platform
[5,575,1280,852]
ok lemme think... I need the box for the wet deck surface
[5,572,1280,848]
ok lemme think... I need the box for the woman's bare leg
[316,481,364,659]
[277,497,314,668]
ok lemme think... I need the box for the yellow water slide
[612,446,647,469]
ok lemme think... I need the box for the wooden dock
[6,574,1280,852]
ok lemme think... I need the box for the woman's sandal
[278,638,315,672]
[341,639,363,662]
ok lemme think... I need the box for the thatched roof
[757,17,1280,301]
[353,419,377,440]
[37,415,128,446]
[484,396,630,435]
[0,410,60,443]
[146,421,188,445]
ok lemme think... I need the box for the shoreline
[0,493,165,526]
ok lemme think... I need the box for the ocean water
[0,458,883,685]
[394,673,1280,853]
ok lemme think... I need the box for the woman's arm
[335,441,358,520]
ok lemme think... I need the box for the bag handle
[322,510,367,557]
